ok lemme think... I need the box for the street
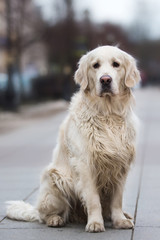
[0,87,160,240]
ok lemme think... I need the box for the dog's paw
[47,215,65,227]
[113,219,134,229]
[123,212,133,220]
[85,221,105,233]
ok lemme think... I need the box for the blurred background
[0,0,160,110]
[0,2,160,235]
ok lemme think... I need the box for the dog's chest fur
[71,105,136,191]
[83,114,135,188]
[69,92,136,191]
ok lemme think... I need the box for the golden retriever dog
[6,46,140,232]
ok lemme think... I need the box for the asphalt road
[0,87,160,240]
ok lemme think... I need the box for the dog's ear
[124,55,141,88]
[74,54,89,90]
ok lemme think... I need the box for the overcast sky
[34,0,160,39]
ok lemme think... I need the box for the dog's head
[74,46,140,97]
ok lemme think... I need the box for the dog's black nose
[100,75,112,86]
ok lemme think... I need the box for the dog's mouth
[100,87,115,97]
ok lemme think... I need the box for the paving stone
[0,218,45,229]
[0,227,132,240]
[133,227,160,240]
[135,165,160,227]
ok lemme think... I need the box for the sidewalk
[0,87,160,240]
[0,100,68,134]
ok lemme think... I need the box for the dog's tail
[6,201,41,222]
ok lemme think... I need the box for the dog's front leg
[85,191,105,232]
[111,184,134,229]
[77,168,105,233]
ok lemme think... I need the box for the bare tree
[4,0,46,109]
[45,0,77,68]
[129,0,154,42]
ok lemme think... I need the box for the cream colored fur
[6,46,140,233]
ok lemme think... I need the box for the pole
[5,0,17,110]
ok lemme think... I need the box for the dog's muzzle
[100,75,112,93]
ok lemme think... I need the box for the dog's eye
[112,61,120,68]
[93,63,100,69]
